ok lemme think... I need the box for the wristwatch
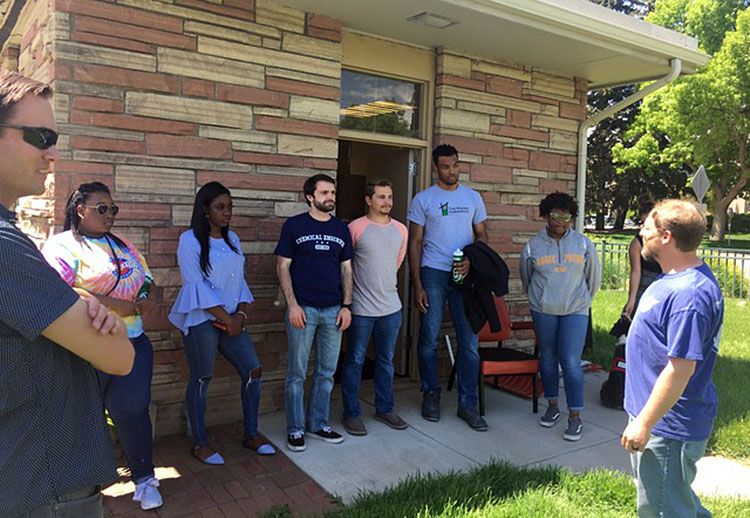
[341,303,353,311]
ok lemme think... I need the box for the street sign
[691,165,710,203]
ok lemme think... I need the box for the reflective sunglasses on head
[0,123,58,150]
[84,203,119,216]
[548,213,572,222]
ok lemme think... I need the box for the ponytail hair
[64,182,127,250]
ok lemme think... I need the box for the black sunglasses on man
[0,124,58,150]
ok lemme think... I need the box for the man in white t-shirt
[340,180,409,436]
[407,144,489,431]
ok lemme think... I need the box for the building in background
[0,0,707,435]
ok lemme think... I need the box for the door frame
[339,30,435,376]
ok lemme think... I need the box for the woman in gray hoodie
[520,192,601,442]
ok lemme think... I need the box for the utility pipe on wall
[575,58,682,231]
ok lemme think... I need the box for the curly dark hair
[539,191,578,218]
[432,144,458,166]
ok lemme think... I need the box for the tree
[585,0,690,230]
[587,86,641,230]
[623,0,750,240]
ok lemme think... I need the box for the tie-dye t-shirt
[42,230,152,338]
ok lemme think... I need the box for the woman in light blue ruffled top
[169,182,275,464]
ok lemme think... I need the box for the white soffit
[280,0,709,87]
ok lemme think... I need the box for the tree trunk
[614,209,627,230]
[711,205,727,241]
[596,211,605,231]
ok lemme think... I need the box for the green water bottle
[452,249,464,285]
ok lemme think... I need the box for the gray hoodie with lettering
[520,228,601,316]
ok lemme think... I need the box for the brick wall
[434,48,587,350]
[3,1,590,436]
[46,0,343,436]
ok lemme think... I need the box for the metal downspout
[575,58,682,230]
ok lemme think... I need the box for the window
[339,69,422,138]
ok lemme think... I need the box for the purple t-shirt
[274,213,353,308]
[624,263,723,442]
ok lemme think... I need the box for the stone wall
[2,0,590,436]
[4,0,58,244]
[47,0,343,436]
[434,48,587,350]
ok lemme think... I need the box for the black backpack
[600,341,626,410]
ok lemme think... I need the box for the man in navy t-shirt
[275,173,354,452]
[622,199,723,518]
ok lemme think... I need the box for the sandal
[242,434,276,456]
[192,444,225,465]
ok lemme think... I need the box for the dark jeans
[341,310,403,417]
[22,486,102,518]
[183,320,262,446]
[97,333,154,483]
[417,267,479,409]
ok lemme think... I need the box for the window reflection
[340,70,421,138]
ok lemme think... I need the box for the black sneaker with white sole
[287,431,306,452]
[563,418,583,441]
[539,405,560,427]
[309,426,344,443]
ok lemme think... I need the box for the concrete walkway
[260,371,750,504]
[102,371,749,517]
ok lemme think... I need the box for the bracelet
[236,310,248,321]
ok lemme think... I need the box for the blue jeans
[631,433,711,518]
[183,320,262,446]
[530,311,588,411]
[285,305,343,434]
[97,333,154,483]
[417,267,479,409]
[341,310,403,417]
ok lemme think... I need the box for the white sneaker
[133,476,163,511]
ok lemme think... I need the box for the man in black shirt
[0,70,134,517]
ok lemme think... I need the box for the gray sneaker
[342,416,367,436]
[563,418,583,441]
[539,405,560,427]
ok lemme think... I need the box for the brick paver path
[103,422,339,517]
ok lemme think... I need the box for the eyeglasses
[548,213,572,222]
[0,124,58,150]
[84,203,119,216]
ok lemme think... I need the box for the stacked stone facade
[2,1,587,435]
[434,48,587,349]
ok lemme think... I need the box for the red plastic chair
[448,297,540,415]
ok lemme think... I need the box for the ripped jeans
[183,320,262,446]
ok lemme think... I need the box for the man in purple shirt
[622,199,723,518]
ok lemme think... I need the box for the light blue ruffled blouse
[168,230,254,335]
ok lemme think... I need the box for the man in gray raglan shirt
[340,180,409,436]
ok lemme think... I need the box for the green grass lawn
[258,292,750,518]
[588,291,750,461]
[260,462,750,518]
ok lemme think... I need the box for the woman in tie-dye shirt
[42,182,163,511]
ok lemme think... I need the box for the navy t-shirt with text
[274,213,354,308]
